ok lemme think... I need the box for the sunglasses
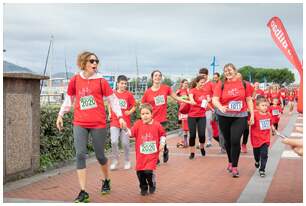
[88,59,99,64]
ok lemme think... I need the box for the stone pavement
[3,108,303,203]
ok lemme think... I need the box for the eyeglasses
[88,59,99,64]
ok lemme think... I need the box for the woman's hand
[248,115,255,126]
[56,115,64,131]
[124,110,131,116]
[282,138,303,156]
[218,105,228,114]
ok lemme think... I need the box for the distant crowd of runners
[56,51,300,202]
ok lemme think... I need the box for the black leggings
[242,126,249,145]
[217,115,247,167]
[188,116,206,147]
[273,123,279,130]
[253,143,268,171]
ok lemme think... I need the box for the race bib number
[179,113,188,120]
[119,99,127,109]
[259,119,271,130]
[272,109,279,116]
[154,95,165,106]
[140,141,157,154]
[80,95,97,110]
[201,99,208,108]
[228,101,242,111]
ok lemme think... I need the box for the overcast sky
[3,3,303,81]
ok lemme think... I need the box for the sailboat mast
[40,35,54,93]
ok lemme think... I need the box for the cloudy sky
[3,3,303,81]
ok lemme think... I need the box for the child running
[251,95,275,177]
[268,97,283,134]
[128,103,166,196]
[109,75,136,170]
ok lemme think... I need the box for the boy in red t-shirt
[251,95,275,177]
[268,97,283,133]
[128,103,166,196]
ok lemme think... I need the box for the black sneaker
[200,148,206,156]
[101,179,111,195]
[149,186,156,194]
[259,170,265,177]
[189,153,195,160]
[255,162,260,168]
[140,189,149,196]
[163,146,169,163]
[74,190,90,203]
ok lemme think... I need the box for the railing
[40,93,64,105]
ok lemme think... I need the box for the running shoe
[241,144,247,153]
[232,167,239,178]
[226,163,232,173]
[110,160,118,171]
[163,146,169,163]
[140,189,149,196]
[149,185,156,194]
[101,179,111,195]
[206,142,212,148]
[200,148,206,156]
[255,162,260,168]
[74,190,89,203]
[124,161,131,170]
[259,170,265,177]
[189,153,195,160]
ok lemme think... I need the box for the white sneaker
[123,161,131,170]
[110,160,118,170]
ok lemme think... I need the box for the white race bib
[154,95,166,106]
[119,99,127,109]
[259,119,271,130]
[201,99,208,108]
[179,113,188,120]
[140,141,157,154]
[272,109,279,116]
[228,101,243,111]
[80,95,97,110]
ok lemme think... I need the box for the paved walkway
[3,108,303,203]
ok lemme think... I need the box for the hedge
[40,99,180,171]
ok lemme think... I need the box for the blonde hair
[76,51,99,70]
[140,103,153,114]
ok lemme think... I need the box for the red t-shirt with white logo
[67,75,113,128]
[131,120,166,171]
[213,80,253,114]
[188,88,208,117]
[110,90,136,128]
[269,105,283,124]
[142,84,172,123]
[251,111,271,148]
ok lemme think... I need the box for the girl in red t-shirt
[108,75,136,171]
[129,103,166,196]
[188,75,212,159]
[287,90,296,114]
[142,70,191,163]
[56,52,127,202]
[251,96,275,177]
[176,79,190,148]
[269,97,283,131]
[212,63,254,178]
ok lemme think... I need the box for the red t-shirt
[264,90,270,99]
[213,80,253,114]
[142,84,172,123]
[110,90,136,128]
[131,120,166,171]
[176,88,189,120]
[269,105,283,124]
[288,95,295,101]
[280,89,287,99]
[67,74,113,128]
[250,111,272,148]
[188,87,209,117]
[269,91,281,104]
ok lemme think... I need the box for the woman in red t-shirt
[176,79,190,148]
[212,63,254,178]
[268,84,284,108]
[188,75,212,159]
[287,90,296,114]
[142,70,191,163]
[56,51,126,202]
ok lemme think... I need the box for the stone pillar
[4,73,49,183]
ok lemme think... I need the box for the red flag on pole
[267,16,303,113]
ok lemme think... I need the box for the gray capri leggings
[73,125,108,169]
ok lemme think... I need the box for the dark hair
[180,79,188,89]
[117,75,128,83]
[213,72,220,77]
[256,95,267,105]
[191,75,205,88]
[140,103,153,114]
[151,70,162,79]
[199,68,209,75]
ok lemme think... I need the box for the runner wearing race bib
[108,75,136,171]
[268,98,283,131]
[251,96,275,177]
[130,104,166,196]
[212,63,254,178]
[56,52,126,203]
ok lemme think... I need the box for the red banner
[267,16,303,113]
